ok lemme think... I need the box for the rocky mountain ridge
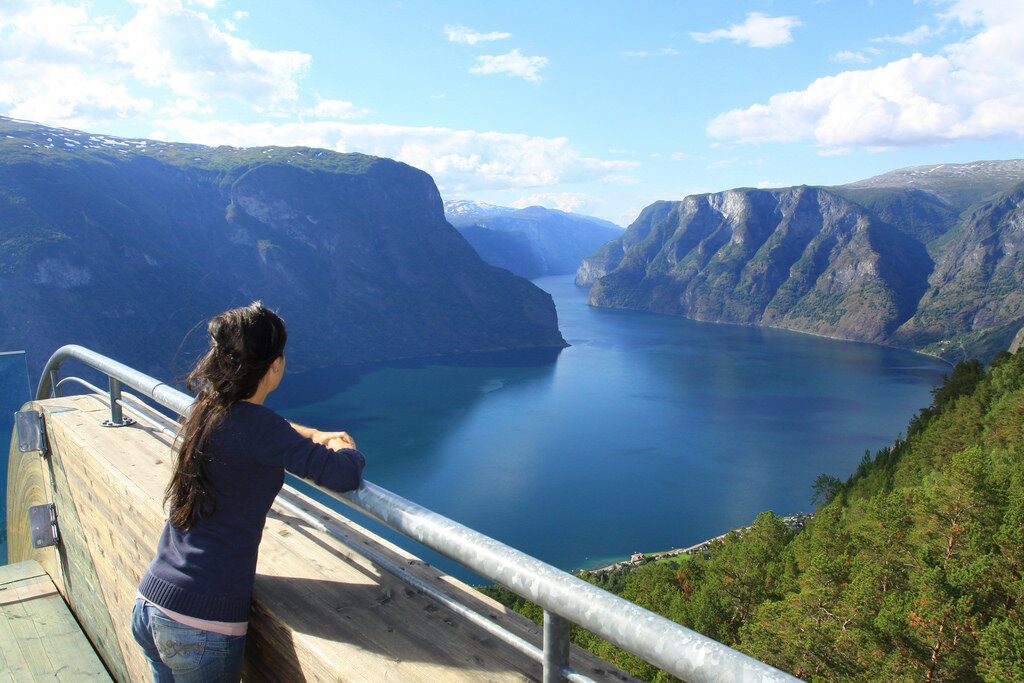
[0,117,566,378]
[578,160,1024,363]
[841,159,1024,210]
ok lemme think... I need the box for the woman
[131,302,365,682]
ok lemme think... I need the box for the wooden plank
[36,400,133,683]
[13,393,636,683]
[42,397,164,683]
[0,579,57,606]
[0,560,111,681]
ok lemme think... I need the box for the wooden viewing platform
[0,560,110,680]
[6,393,634,682]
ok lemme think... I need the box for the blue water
[274,275,950,581]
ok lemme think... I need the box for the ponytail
[166,302,287,530]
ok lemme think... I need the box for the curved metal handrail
[37,344,192,416]
[34,344,798,683]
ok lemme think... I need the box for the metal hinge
[15,410,48,456]
[28,504,60,548]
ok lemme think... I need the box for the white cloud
[831,50,872,63]
[869,24,935,44]
[0,0,310,128]
[707,1,1024,149]
[511,192,598,214]
[3,72,154,127]
[0,2,152,126]
[151,118,637,193]
[444,24,510,45]
[471,49,548,82]
[691,12,802,48]
[0,1,630,201]
[159,97,213,116]
[120,1,309,104]
[303,97,371,120]
[621,48,680,57]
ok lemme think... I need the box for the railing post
[101,377,134,427]
[543,610,571,683]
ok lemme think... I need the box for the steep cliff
[456,225,543,279]
[0,117,566,377]
[579,163,1024,362]
[894,181,1024,359]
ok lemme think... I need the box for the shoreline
[579,300,957,368]
[582,513,813,574]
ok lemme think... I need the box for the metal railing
[35,344,799,683]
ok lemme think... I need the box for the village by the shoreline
[582,513,813,574]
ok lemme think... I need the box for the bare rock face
[584,187,929,343]
[893,183,1024,360]
[1010,326,1024,354]
[579,166,1024,363]
[0,117,566,377]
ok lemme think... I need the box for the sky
[1,0,1022,226]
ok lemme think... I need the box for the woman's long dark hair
[166,301,287,530]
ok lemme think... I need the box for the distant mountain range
[578,160,1024,363]
[444,201,623,279]
[4,113,1018,374]
[0,117,566,379]
[443,200,516,225]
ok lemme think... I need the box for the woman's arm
[289,422,317,439]
[277,419,365,492]
[290,422,357,450]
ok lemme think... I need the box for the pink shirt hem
[137,594,248,636]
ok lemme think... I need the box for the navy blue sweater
[138,401,365,622]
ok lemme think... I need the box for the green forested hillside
[484,351,1024,681]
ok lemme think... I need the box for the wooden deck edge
[7,394,636,682]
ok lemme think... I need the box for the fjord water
[277,275,949,582]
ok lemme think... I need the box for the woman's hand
[290,422,357,450]
[320,431,357,451]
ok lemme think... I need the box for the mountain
[455,225,543,279]
[443,200,515,227]
[578,161,1024,363]
[0,117,566,379]
[840,159,1024,211]
[444,201,624,279]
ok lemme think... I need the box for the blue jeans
[131,599,246,682]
